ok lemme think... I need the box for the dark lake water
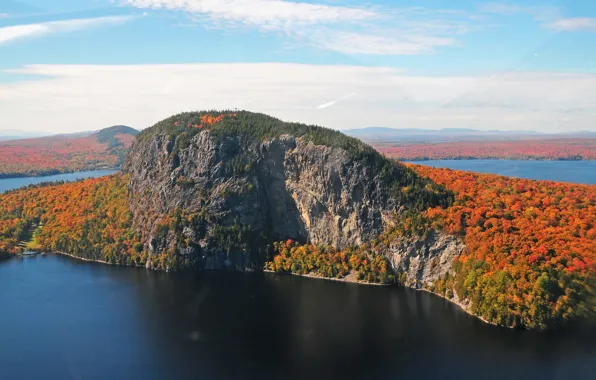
[0,170,118,193]
[408,160,596,185]
[1,254,594,380]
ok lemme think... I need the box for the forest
[0,175,148,267]
[410,164,596,329]
[265,240,394,284]
[0,125,138,177]
[375,138,596,160]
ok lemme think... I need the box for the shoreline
[418,287,501,328]
[263,269,390,286]
[53,251,146,269]
[0,168,120,180]
[266,269,503,327]
[51,250,500,328]
[264,269,500,327]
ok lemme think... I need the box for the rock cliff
[122,111,455,274]
[385,231,465,289]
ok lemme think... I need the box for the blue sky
[1,0,595,133]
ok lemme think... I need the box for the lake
[407,160,596,185]
[0,170,118,193]
[0,254,594,380]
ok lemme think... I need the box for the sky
[0,0,595,133]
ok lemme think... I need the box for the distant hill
[374,138,596,161]
[0,126,139,178]
[343,127,595,143]
[342,127,596,160]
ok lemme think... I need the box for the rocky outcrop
[122,111,459,283]
[123,131,398,270]
[384,231,465,288]
[259,136,396,247]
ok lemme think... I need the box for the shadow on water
[0,254,594,380]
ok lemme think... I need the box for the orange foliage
[411,164,596,328]
[199,114,228,127]
[265,240,392,284]
[0,175,147,266]
[174,113,237,130]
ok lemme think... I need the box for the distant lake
[0,170,118,193]
[408,160,596,185]
[0,254,594,379]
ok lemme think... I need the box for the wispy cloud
[478,2,560,21]
[547,18,596,31]
[122,0,376,26]
[478,2,596,33]
[0,15,136,45]
[120,0,481,55]
[303,29,456,56]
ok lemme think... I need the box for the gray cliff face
[123,130,397,270]
[259,136,395,247]
[385,231,465,289]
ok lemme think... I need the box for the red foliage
[0,133,135,177]
[375,138,596,160]
[114,133,134,146]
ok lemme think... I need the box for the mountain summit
[123,111,453,270]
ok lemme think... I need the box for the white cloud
[304,29,456,55]
[0,15,135,45]
[122,0,376,26]
[120,0,480,55]
[547,18,596,31]
[1,63,595,133]
[479,2,596,33]
[478,2,560,21]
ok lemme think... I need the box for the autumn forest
[0,112,594,330]
[375,138,596,161]
[0,164,594,329]
[0,126,138,177]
